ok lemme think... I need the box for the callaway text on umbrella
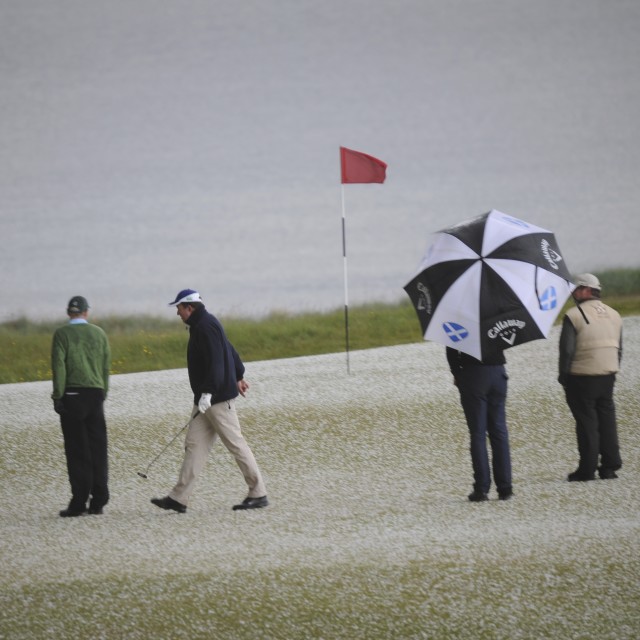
[403,210,573,361]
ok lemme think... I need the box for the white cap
[573,273,601,291]
[168,289,203,306]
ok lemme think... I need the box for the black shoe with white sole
[232,496,269,511]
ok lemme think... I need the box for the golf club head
[137,472,148,479]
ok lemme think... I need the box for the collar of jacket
[186,305,206,328]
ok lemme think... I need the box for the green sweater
[51,322,111,400]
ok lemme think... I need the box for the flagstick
[341,184,351,374]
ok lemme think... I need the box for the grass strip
[1,267,639,384]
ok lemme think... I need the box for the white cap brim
[169,292,203,306]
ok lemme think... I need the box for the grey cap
[67,295,90,313]
[574,273,601,291]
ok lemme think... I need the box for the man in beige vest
[558,274,622,482]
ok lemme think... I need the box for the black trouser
[456,364,512,495]
[564,374,621,478]
[59,388,109,512]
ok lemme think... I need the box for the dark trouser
[456,364,512,495]
[564,374,621,478]
[59,388,109,512]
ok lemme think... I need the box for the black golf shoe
[468,490,489,502]
[151,496,187,513]
[59,507,87,518]
[232,496,269,511]
[567,471,595,482]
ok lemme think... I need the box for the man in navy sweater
[151,289,267,513]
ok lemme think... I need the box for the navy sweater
[446,346,506,373]
[185,306,245,404]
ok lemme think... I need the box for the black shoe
[498,490,513,501]
[598,468,618,480]
[233,496,269,511]
[59,508,87,518]
[151,496,186,513]
[567,471,595,482]
[468,490,488,502]
[88,507,104,515]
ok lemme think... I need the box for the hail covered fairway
[1,320,639,639]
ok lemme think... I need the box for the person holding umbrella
[404,210,574,502]
[151,289,268,513]
[558,274,623,482]
[446,348,513,502]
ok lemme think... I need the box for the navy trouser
[59,388,109,512]
[564,374,621,477]
[455,364,512,495]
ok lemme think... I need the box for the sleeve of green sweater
[51,328,68,400]
[102,329,111,397]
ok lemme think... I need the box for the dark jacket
[185,306,245,404]
[446,347,505,376]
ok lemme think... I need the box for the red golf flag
[340,146,387,184]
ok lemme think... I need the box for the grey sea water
[1,0,639,322]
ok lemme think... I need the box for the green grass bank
[2,268,639,385]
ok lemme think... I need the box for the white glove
[198,393,212,414]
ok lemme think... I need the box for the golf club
[137,412,198,479]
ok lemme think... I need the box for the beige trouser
[169,399,266,506]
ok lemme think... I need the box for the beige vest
[566,300,622,375]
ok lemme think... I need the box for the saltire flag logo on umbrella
[403,210,573,361]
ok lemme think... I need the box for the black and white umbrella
[403,210,573,361]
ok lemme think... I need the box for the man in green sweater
[51,296,111,517]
